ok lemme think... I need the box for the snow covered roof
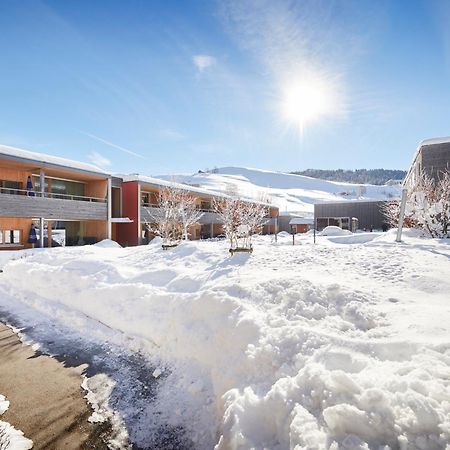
[289,218,314,225]
[314,198,390,205]
[119,173,275,208]
[0,144,108,176]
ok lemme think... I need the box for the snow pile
[0,395,33,450]
[158,166,401,215]
[322,225,352,236]
[0,235,449,449]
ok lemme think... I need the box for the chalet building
[0,145,279,249]
[113,174,278,247]
[404,137,450,189]
[0,145,111,250]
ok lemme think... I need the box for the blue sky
[1,0,450,175]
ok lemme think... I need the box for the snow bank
[322,225,352,236]
[0,395,33,450]
[0,236,449,449]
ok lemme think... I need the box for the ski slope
[158,167,402,216]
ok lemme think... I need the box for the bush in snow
[145,185,203,245]
[213,197,268,251]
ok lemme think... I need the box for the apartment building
[404,137,450,189]
[0,145,279,249]
[0,145,111,249]
[113,175,279,247]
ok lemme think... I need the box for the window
[33,176,85,198]
[0,230,21,245]
[0,180,23,195]
[200,201,211,210]
[141,192,150,205]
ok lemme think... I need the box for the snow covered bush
[382,169,450,238]
[213,197,268,251]
[406,169,450,238]
[145,185,203,245]
[381,200,401,229]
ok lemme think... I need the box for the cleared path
[0,323,111,449]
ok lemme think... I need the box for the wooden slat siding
[0,193,107,220]
[421,143,450,180]
[314,201,387,230]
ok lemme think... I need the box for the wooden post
[47,221,52,248]
[275,215,278,242]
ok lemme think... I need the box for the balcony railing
[0,188,108,221]
[0,186,106,203]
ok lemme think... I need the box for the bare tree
[144,185,204,245]
[177,189,204,240]
[213,197,269,252]
[144,186,182,245]
[381,200,401,229]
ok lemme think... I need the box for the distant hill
[157,166,401,215]
[290,169,406,185]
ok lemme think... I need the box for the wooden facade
[0,151,110,249]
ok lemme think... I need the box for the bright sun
[280,77,335,132]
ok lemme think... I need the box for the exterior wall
[0,167,32,188]
[0,193,107,220]
[293,224,309,233]
[85,179,108,199]
[421,143,450,180]
[404,141,450,188]
[116,181,139,246]
[0,217,32,249]
[314,201,388,231]
[84,220,108,242]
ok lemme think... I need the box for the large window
[0,180,23,195]
[33,176,85,198]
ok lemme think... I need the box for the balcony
[140,204,275,226]
[0,187,107,221]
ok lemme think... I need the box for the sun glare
[280,76,336,133]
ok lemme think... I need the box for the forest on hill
[291,168,406,185]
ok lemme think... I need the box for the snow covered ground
[0,231,449,449]
[0,395,33,450]
[158,167,401,216]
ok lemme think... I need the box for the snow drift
[0,232,449,449]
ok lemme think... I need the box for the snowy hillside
[0,232,449,449]
[158,167,402,216]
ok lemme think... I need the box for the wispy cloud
[88,151,111,168]
[158,128,186,141]
[81,131,146,159]
[193,54,217,72]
